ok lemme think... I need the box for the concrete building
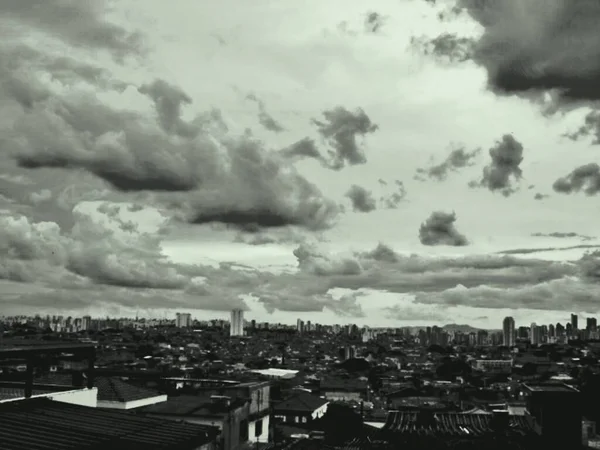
[230,309,244,337]
[176,312,192,328]
[503,316,515,347]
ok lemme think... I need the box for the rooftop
[523,383,579,393]
[0,397,217,450]
[95,376,164,403]
[274,393,328,413]
[0,340,95,359]
[136,394,248,418]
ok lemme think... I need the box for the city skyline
[2,1,600,328]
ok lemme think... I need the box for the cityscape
[2,0,600,449]
[1,309,600,449]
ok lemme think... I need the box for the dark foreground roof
[383,411,536,438]
[0,398,218,450]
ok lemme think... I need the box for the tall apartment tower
[503,316,515,347]
[230,309,244,337]
[571,313,578,332]
[530,323,540,345]
[175,312,191,328]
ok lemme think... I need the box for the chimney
[491,410,509,431]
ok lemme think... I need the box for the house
[273,392,328,425]
[319,378,368,402]
[135,394,249,450]
[94,376,167,410]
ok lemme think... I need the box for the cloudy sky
[2,0,600,329]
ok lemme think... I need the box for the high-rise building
[503,316,515,347]
[175,312,191,328]
[571,313,578,332]
[587,317,597,332]
[297,319,304,334]
[230,309,244,336]
[530,323,541,345]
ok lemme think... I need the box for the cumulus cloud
[532,232,594,241]
[562,111,600,144]
[454,0,600,107]
[415,146,480,181]
[246,93,286,133]
[553,163,600,196]
[498,244,600,256]
[345,185,377,213]
[413,278,600,313]
[410,33,475,63]
[419,211,468,246]
[0,0,145,61]
[311,106,378,170]
[379,180,407,209]
[280,137,324,162]
[364,12,386,34]
[470,134,524,196]
[291,242,574,293]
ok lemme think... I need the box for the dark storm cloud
[471,134,524,196]
[379,180,407,209]
[311,106,379,170]
[415,146,480,181]
[455,0,600,106]
[553,163,600,196]
[6,76,339,231]
[410,33,475,63]
[246,94,286,133]
[419,211,468,247]
[345,185,377,213]
[0,0,145,61]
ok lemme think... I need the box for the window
[302,417,307,423]
[295,416,299,423]
[255,419,263,437]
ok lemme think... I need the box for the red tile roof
[0,397,218,450]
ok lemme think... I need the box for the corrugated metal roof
[0,397,218,450]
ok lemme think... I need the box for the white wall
[97,394,167,410]
[248,414,270,443]
[311,403,328,420]
[47,388,98,407]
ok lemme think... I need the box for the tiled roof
[95,376,163,403]
[137,394,248,418]
[274,393,328,413]
[0,387,57,401]
[0,397,218,450]
[383,411,536,437]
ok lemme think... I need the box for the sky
[2,0,600,329]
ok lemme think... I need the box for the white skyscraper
[530,322,540,345]
[230,309,244,336]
